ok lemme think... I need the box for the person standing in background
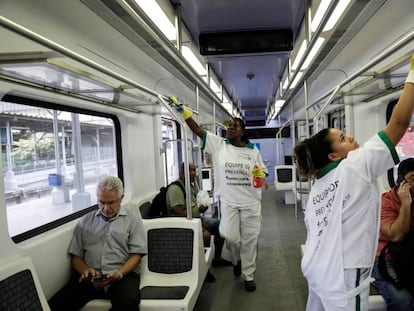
[166,101,268,292]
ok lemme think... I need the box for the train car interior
[0,0,414,310]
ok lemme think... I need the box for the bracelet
[116,271,123,280]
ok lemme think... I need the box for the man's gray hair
[96,176,124,198]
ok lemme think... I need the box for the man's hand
[397,181,412,207]
[91,271,122,287]
[78,267,98,282]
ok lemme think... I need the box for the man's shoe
[212,258,233,267]
[233,260,241,276]
[205,271,216,283]
[244,280,256,292]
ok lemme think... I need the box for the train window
[162,118,179,184]
[1,97,121,241]
[329,109,345,132]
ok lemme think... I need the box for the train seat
[139,217,213,311]
[0,256,50,311]
[274,165,310,205]
[81,217,213,311]
[300,244,386,310]
[274,165,297,204]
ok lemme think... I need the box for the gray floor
[194,187,308,311]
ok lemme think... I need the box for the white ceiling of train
[167,0,305,125]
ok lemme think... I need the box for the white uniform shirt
[201,130,268,206]
[302,131,399,303]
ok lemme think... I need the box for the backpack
[149,181,185,218]
[378,231,414,295]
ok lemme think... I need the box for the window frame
[2,94,123,243]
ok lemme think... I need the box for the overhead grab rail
[0,14,219,117]
[312,85,341,133]
[158,95,193,220]
[0,14,196,219]
[308,28,414,113]
[0,15,161,102]
[278,1,339,111]
[115,0,223,106]
[275,118,292,137]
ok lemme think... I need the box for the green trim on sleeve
[201,130,207,150]
[378,131,400,164]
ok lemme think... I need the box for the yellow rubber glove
[406,55,414,84]
[252,165,266,179]
[167,96,193,120]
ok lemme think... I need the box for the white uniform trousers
[219,200,261,281]
[306,268,370,311]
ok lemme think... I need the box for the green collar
[224,138,254,149]
[316,159,343,179]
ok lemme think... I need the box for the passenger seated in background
[48,176,147,311]
[166,163,231,269]
[372,158,414,310]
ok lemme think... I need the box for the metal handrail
[308,29,414,111]
[0,15,161,99]
[158,96,193,219]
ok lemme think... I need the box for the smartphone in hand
[92,274,107,282]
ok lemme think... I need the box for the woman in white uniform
[293,55,414,311]
[167,103,268,292]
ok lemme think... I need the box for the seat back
[0,257,50,311]
[147,227,194,274]
[141,218,207,280]
[274,165,295,190]
[139,217,212,311]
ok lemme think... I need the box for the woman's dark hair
[233,117,249,143]
[293,128,332,178]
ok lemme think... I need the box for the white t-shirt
[202,130,268,206]
[302,131,399,303]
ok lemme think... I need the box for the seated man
[166,163,231,269]
[167,162,217,243]
[48,176,147,311]
[372,158,414,310]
